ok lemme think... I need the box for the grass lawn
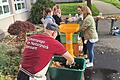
[100,0,120,9]
[60,3,85,16]
[91,4,99,16]
[60,2,99,16]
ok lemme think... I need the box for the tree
[30,0,55,24]
[87,0,92,10]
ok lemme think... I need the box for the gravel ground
[88,19,120,80]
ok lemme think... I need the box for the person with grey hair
[17,23,74,80]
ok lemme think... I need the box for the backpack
[112,26,120,36]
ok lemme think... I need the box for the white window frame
[0,0,11,19]
[31,0,36,4]
[14,0,27,13]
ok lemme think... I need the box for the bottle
[99,12,102,17]
[69,14,71,18]
[75,14,78,18]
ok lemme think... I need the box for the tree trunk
[87,0,92,10]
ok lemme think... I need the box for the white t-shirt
[89,38,99,43]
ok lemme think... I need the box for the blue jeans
[87,40,95,63]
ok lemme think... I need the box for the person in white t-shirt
[80,6,98,67]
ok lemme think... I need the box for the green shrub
[111,2,120,9]
[91,4,99,16]
[0,75,13,80]
[0,43,21,79]
[30,0,55,24]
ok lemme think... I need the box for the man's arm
[62,51,74,65]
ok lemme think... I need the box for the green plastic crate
[48,56,86,80]
[60,33,79,44]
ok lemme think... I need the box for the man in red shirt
[17,23,74,80]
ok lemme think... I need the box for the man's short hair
[46,23,59,32]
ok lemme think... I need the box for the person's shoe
[86,62,93,68]
[86,59,90,63]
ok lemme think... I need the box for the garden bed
[0,29,5,40]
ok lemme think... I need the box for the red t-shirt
[21,34,66,74]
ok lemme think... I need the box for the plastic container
[60,33,79,43]
[48,56,86,80]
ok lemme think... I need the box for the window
[14,0,26,12]
[3,5,9,13]
[2,0,7,3]
[0,6,3,15]
[0,0,10,16]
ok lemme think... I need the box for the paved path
[92,0,120,50]
[93,0,120,15]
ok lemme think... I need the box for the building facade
[0,0,34,33]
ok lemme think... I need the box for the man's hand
[66,59,75,65]
[84,40,88,44]
[62,51,74,66]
